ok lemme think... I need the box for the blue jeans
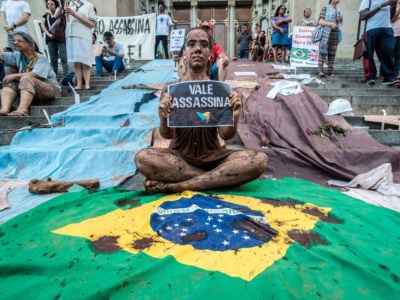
[210,62,218,80]
[394,36,400,77]
[155,35,169,59]
[0,63,5,82]
[237,49,249,59]
[365,27,396,82]
[47,41,68,76]
[95,55,125,76]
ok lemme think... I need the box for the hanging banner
[94,13,156,61]
[290,26,319,68]
[167,81,233,127]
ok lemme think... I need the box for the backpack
[60,72,76,86]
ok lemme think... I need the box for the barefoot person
[135,27,268,194]
[0,32,60,116]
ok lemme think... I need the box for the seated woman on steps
[134,27,268,194]
[0,32,60,116]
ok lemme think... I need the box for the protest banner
[93,13,156,61]
[167,81,233,127]
[169,28,186,52]
[290,26,319,68]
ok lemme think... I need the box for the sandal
[143,179,170,195]
[7,111,30,117]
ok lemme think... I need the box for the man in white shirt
[155,1,173,59]
[359,0,397,85]
[1,0,31,50]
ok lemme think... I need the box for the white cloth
[66,1,96,66]
[342,189,400,213]
[267,80,303,99]
[328,163,400,196]
[328,163,400,212]
[66,35,92,66]
[0,179,29,211]
[2,0,31,33]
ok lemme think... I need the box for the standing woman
[41,0,68,77]
[271,5,292,64]
[317,0,343,77]
[65,0,96,90]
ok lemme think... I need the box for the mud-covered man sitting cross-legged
[135,27,268,194]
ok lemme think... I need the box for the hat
[200,21,212,29]
[103,31,113,40]
[325,99,353,115]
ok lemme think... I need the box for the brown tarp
[226,61,400,185]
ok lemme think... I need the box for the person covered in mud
[135,27,268,194]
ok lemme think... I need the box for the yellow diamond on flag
[53,191,331,281]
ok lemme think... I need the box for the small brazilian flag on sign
[0,178,399,299]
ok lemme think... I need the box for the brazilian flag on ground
[0,178,399,299]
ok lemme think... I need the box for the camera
[102,46,108,53]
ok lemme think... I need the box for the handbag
[48,14,66,43]
[353,37,366,60]
[311,25,323,43]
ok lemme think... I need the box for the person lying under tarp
[135,27,268,194]
[224,60,400,186]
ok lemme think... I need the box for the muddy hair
[183,27,213,77]
[184,27,213,50]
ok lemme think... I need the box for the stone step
[0,60,398,147]
[34,95,92,106]
[0,63,145,146]
[0,116,48,145]
[316,94,399,104]
[310,86,400,93]
[29,105,70,117]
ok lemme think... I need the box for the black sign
[167,81,233,127]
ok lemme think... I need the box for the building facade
[6,0,360,59]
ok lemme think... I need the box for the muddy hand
[158,93,172,119]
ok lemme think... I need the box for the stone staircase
[0,61,148,146]
[296,59,400,146]
[0,59,399,146]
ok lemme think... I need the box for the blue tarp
[0,59,178,223]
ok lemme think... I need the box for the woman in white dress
[65,0,96,90]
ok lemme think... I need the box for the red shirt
[211,43,224,64]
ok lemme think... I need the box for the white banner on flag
[94,13,156,61]
[290,26,319,68]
